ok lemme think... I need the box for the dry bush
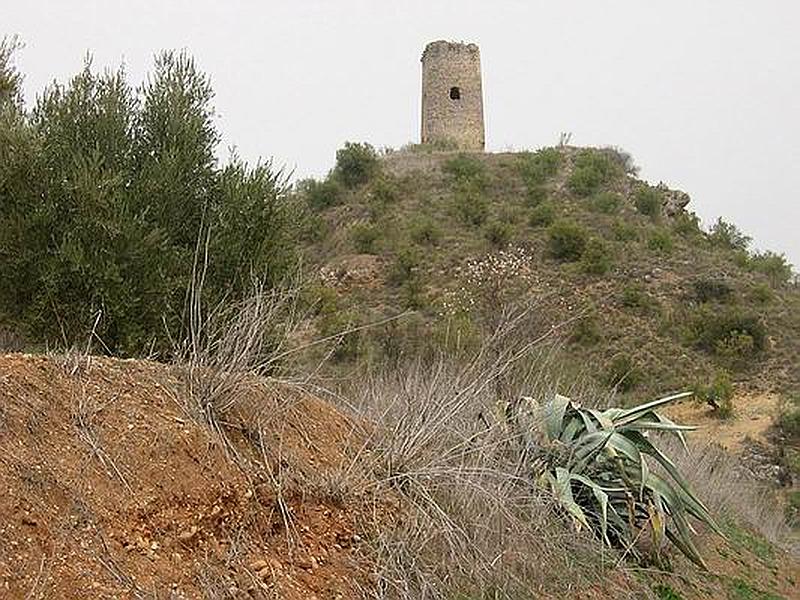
[336,325,650,599]
[666,438,792,546]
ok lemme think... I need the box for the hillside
[2,353,799,599]
[304,146,799,395]
[299,145,800,505]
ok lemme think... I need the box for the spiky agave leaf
[529,390,721,569]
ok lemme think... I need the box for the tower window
[449,86,461,100]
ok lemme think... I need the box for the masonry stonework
[420,40,485,151]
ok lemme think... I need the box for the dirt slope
[0,353,374,599]
[1,353,798,599]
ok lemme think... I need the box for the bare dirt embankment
[0,353,379,599]
[666,393,780,452]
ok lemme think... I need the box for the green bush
[318,308,363,362]
[369,175,400,204]
[603,354,642,391]
[570,314,601,345]
[529,201,556,227]
[648,229,674,254]
[748,251,793,287]
[567,149,620,197]
[590,192,621,214]
[484,220,512,248]
[687,308,767,362]
[581,237,613,275]
[621,284,655,313]
[672,212,703,238]
[300,177,344,210]
[779,396,800,440]
[443,153,487,190]
[454,191,489,226]
[604,146,640,175]
[547,220,588,261]
[634,187,663,218]
[525,185,548,206]
[333,141,380,188]
[611,220,638,242]
[408,215,442,246]
[517,147,560,188]
[708,218,751,252]
[351,223,381,254]
[693,371,735,418]
[389,243,421,286]
[653,585,684,600]
[0,50,300,355]
[692,278,733,303]
[747,282,774,304]
[714,332,757,368]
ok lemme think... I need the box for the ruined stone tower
[420,40,485,151]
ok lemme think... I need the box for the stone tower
[420,40,485,151]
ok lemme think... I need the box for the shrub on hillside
[484,220,512,248]
[351,223,381,254]
[778,395,800,440]
[634,187,663,218]
[547,220,587,261]
[747,282,774,304]
[708,218,751,252]
[299,177,344,210]
[570,314,602,345]
[317,308,363,362]
[528,201,556,227]
[611,220,638,242]
[748,251,793,288]
[454,191,489,227]
[672,212,703,238]
[603,353,642,392]
[408,215,442,246]
[581,237,613,275]
[567,149,620,197]
[0,50,300,355]
[693,371,735,418]
[333,141,380,188]
[442,153,487,190]
[692,278,733,303]
[389,243,421,286]
[590,191,622,214]
[686,308,766,365]
[517,147,560,190]
[603,145,640,175]
[621,283,657,314]
[648,229,674,254]
[368,175,400,204]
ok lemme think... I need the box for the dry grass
[324,320,651,599]
[667,438,792,546]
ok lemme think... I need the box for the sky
[6,1,800,266]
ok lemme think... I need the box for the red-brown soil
[2,353,799,599]
[0,353,378,599]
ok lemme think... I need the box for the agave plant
[524,391,721,569]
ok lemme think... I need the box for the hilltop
[302,145,799,396]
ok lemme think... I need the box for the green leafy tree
[0,48,300,355]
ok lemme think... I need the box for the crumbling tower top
[420,40,485,151]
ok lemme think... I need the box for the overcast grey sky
[6,1,800,266]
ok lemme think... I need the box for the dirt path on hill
[666,393,780,451]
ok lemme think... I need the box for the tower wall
[420,41,485,151]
